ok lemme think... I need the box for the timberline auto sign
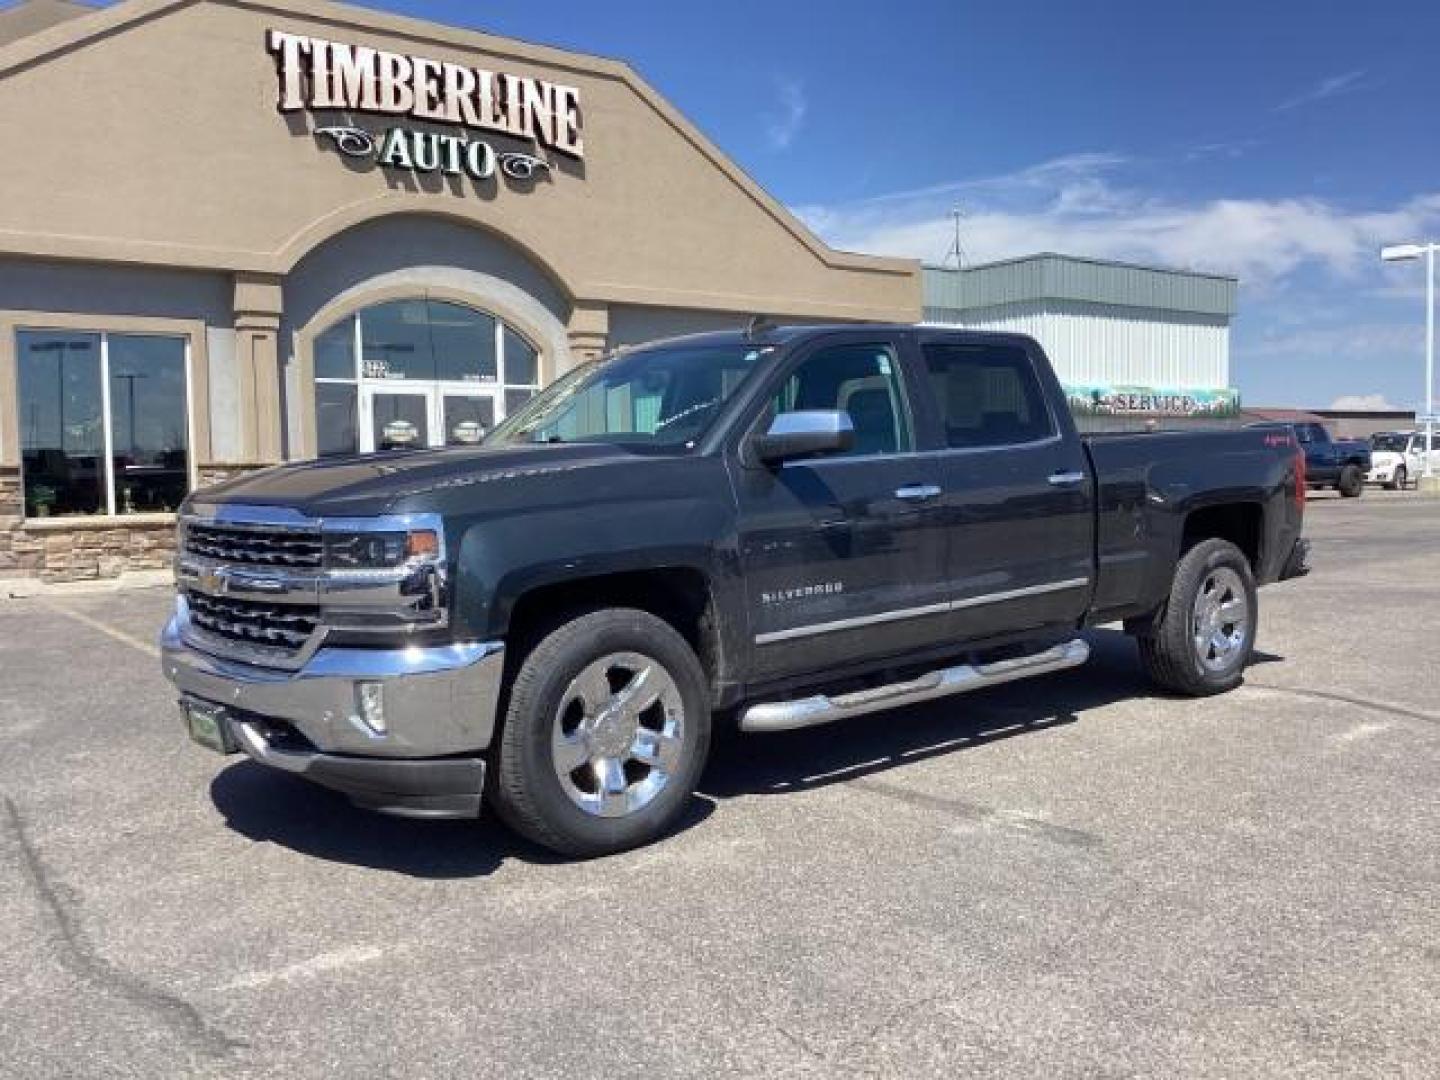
[267,30,584,184]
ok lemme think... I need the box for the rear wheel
[1338,464,1364,497]
[490,608,711,858]
[1138,538,1257,697]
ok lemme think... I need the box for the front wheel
[1138,538,1258,697]
[489,608,712,858]
[1388,465,1407,492]
[1338,464,1364,497]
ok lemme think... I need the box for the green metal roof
[924,253,1237,318]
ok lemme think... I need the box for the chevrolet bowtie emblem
[198,568,227,595]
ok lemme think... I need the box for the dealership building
[0,0,1244,584]
[0,0,920,581]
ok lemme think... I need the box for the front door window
[313,299,542,456]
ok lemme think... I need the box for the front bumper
[161,610,504,818]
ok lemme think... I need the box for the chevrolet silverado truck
[162,326,1309,857]
[1250,420,1371,497]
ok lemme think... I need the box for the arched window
[312,299,541,456]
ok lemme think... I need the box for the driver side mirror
[751,410,855,465]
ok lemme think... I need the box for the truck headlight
[323,527,441,570]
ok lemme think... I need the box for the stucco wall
[0,0,920,322]
[0,257,232,325]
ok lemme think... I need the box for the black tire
[489,608,711,858]
[1138,538,1258,697]
[1389,466,1407,492]
[1338,464,1364,497]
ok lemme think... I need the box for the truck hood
[189,443,647,517]
[1370,451,1403,469]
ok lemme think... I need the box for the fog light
[356,682,386,735]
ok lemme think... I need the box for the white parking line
[41,602,160,659]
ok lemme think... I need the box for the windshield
[1371,433,1410,452]
[486,342,774,448]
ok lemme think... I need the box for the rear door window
[922,343,1055,449]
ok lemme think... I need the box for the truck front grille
[185,591,320,654]
[183,523,323,569]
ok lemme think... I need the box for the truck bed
[1082,428,1303,625]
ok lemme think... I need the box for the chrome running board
[738,638,1090,733]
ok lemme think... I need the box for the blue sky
[108,1,1440,406]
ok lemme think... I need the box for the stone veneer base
[0,463,268,583]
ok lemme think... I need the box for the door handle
[894,484,942,502]
[1047,470,1087,487]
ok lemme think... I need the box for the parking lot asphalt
[2,490,1438,1079]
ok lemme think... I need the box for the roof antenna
[744,314,778,339]
[941,205,967,270]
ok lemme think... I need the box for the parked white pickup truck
[1367,431,1439,490]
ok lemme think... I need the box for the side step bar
[738,638,1090,733]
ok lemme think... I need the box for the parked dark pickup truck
[1250,420,1371,497]
[163,326,1309,856]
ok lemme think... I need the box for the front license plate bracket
[182,698,239,755]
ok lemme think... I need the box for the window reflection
[17,330,190,517]
[109,336,188,513]
[314,316,356,380]
[314,300,542,455]
[315,382,359,457]
[504,326,538,387]
[18,332,105,517]
[430,302,497,383]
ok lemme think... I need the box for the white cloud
[793,153,1440,288]
[764,79,807,151]
[1273,69,1367,113]
[1330,393,1401,411]
[1184,139,1261,162]
[1243,322,1420,357]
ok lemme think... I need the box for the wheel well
[1182,503,1261,569]
[505,568,719,684]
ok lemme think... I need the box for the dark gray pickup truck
[162,325,1309,856]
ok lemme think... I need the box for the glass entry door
[359,386,501,451]
[441,392,497,446]
[361,386,432,453]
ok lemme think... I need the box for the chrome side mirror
[751,410,856,465]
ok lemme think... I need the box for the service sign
[268,30,583,185]
[1065,384,1241,419]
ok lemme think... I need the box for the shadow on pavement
[701,627,1153,799]
[209,628,1254,874]
[209,760,716,878]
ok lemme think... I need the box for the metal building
[924,254,1239,425]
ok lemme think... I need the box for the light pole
[1381,242,1439,493]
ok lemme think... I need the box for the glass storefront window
[109,335,189,514]
[503,326,538,387]
[17,329,190,518]
[17,332,105,517]
[359,300,434,381]
[313,299,543,455]
[314,316,356,380]
[430,302,497,383]
[315,382,359,457]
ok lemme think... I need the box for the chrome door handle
[895,484,942,502]
[1047,470,1086,487]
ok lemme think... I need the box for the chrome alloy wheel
[1191,567,1249,672]
[551,652,686,818]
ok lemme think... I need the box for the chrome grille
[186,591,320,653]
[183,523,323,569]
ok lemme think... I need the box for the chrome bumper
[160,608,505,759]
